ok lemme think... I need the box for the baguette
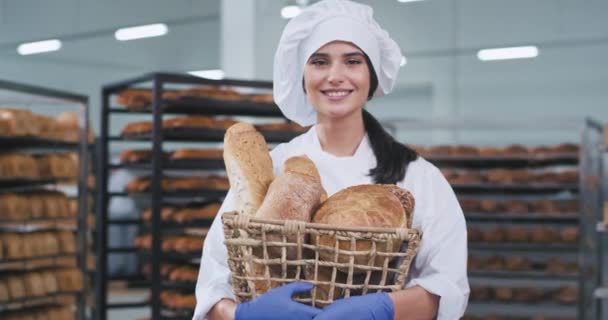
[223,122,274,217]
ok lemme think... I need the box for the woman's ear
[302,77,307,94]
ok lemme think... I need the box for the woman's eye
[347,59,362,65]
[311,60,327,66]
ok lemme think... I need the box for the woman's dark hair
[363,54,418,184]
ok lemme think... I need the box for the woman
[193,1,469,319]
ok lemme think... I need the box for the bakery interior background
[1,0,607,145]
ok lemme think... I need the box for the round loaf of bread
[311,184,414,269]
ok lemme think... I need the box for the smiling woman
[195,1,470,320]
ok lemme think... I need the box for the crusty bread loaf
[311,184,414,269]
[119,149,156,164]
[223,122,274,217]
[255,155,326,223]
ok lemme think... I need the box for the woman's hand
[235,282,322,320]
[313,292,394,320]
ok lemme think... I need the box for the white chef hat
[273,0,403,126]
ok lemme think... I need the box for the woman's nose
[327,64,345,84]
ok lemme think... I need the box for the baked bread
[6,276,26,299]
[0,280,8,302]
[453,145,479,157]
[249,93,274,104]
[55,112,95,143]
[559,227,578,243]
[119,149,157,164]
[117,89,153,110]
[170,148,223,160]
[163,116,238,130]
[223,122,274,217]
[0,193,29,220]
[120,121,153,137]
[312,184,414,268]
[494,287,513,301]
[505,256,532,271]
[0,108,39,136]
[0,153,39,178]
[503,144,528,156]
[478,146,501,157]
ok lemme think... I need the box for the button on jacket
[193,126,470,320]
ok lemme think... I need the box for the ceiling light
[188,69,225,80]
[400,56,407,67]
[115,23,168,41]
[477,46,539,61]
[397,0,425,3]
[281,5,302,19]
[17,39,62,55]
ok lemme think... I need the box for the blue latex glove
[314,292,394,320]
[235,282,322,320]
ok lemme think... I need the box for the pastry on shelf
[0,153,39,178]
[117,89,153,110]
[529,226,558,243]
[544,257,571,274]
[163,116,238,131]
[505,226,529,242]
[469,286,492,301]
[172,203,221,223]
[552,286,577,304]
[551,143,579,155]
[529,145,552,157]
[504,200,530,214]
[481,227,506,242]
[119,149,160,164]
[502,144,528,156]
[0,108,40,136]
[120,121,153,137]
[478,199,499,213]
[513,287,544,302]
[559,227,579,243]
[428,145,453,156]
[452,145,479,157]
[556,170,578,184]
[533,199,560,214]
[493,287,514,301]
[484,255,505,271]
[467,256,484,271]
[459,198,479,212]
[255,121,308,133]
[478,146,501,157]
[450,171,483,184]
[249,93,274,104]
[467,227,483,242]
[170,148,224,160]
[504,256,532,271]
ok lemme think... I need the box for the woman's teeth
[325,91,350,97]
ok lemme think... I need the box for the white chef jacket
[193,126,470,320]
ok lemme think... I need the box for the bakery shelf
[0,254,76,272]
[115,128,300,144]
[110,96,282,117]
[110,189,228,199]
[427,153,578,169]
[0,217,77,231]
[0,135,84,151]
[141,219,214,230]
[110,158,225,171]
[468,242,578,252]
[107,218,142,225]
[452,183,578,194]
[0,291,80,313]
[106,301,150,309]
[468,270,579,281]
[139,250,201,264]
[0,177,73,190]
[464,212,579,223]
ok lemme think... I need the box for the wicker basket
[222,212,422,307]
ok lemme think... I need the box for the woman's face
[303,41,371,123]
